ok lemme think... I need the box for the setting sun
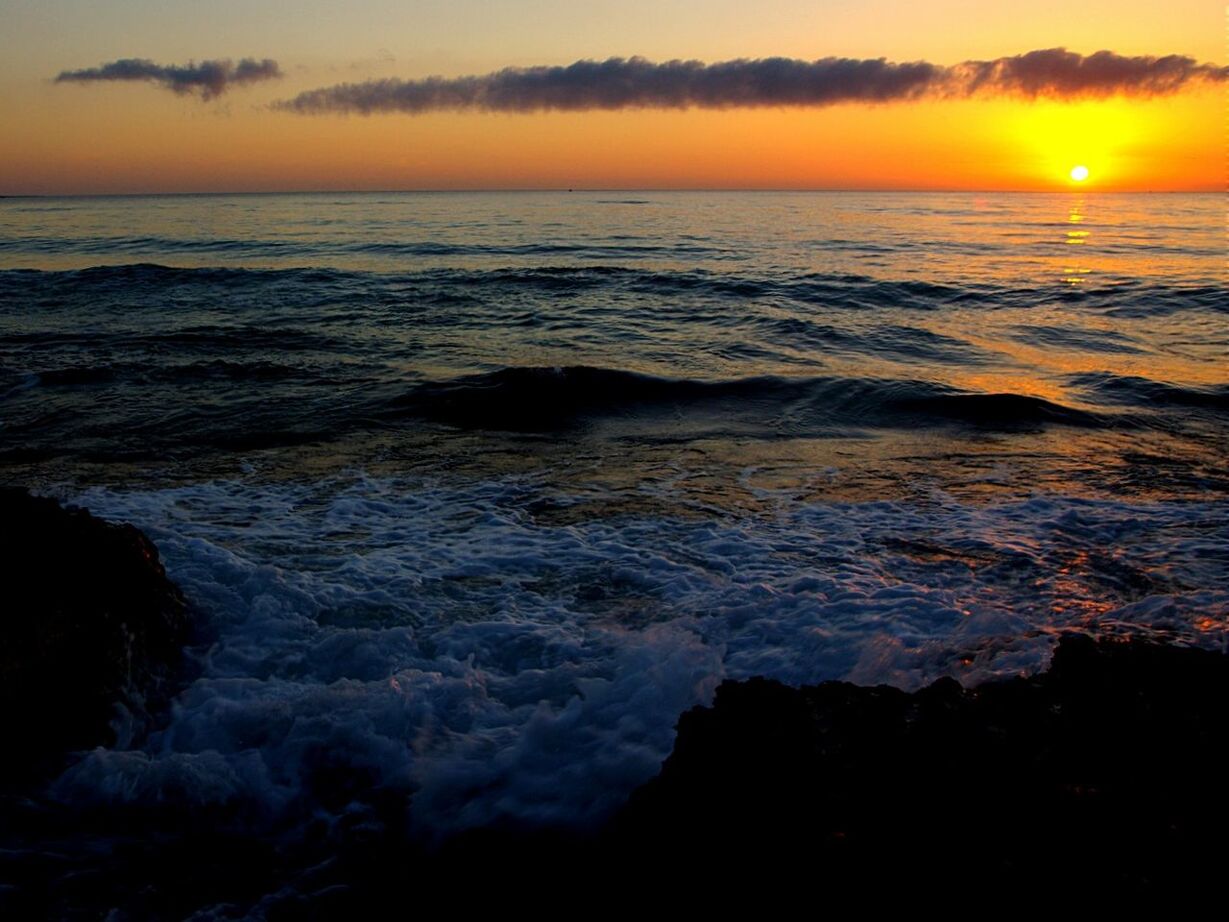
[1071,165,1090,182]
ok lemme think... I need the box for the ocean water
[1,191,1227,840]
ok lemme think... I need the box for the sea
[1,190,1226,842]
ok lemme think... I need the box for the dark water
[1,192,1226,843]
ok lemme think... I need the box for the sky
[1,0,1224,193]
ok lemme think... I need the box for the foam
[53,475,1228,836]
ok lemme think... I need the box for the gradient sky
[2,0,1224,193]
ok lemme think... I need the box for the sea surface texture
[1,191,1226,833]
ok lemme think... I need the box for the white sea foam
[54,474,1229,834]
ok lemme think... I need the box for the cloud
[56,58,282,100]
[274,49,1228,115]
[954,48,1229,98]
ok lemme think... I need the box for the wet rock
[612,633,1229,894]
[0,488,190,781]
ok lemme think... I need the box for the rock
[611,633,1229,894]
[0,488,190,781]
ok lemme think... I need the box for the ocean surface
[1,191,1226,839]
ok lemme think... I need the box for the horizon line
[1,187,1218,198]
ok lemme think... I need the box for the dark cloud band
[56,58,282,100]
[274,49,1227,115]
[954,48,1228,97]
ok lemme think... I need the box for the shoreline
[3,489,1227,914]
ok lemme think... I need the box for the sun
[1070,165,1090,182]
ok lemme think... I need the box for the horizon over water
[1,191,1226,870]
[3,186,1218,195]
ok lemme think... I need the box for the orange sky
[2,0,1224,193]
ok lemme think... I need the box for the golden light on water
[1070,165,1090,182]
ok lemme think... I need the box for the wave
[1010,324,1149,355]
[3,263,1221,461]
[0,364,1119,465]
[0,237,727,260]
[389,366,1109,434]
[1067,372,1229,414]
[32,360,317,387]
[3,264,1221,319]
[759,317,995,364]
[6,365,1115,463]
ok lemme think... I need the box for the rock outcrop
[611,633,1229,894]
[0,488,190,781]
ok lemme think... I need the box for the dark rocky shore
[612,632,1229,891]
[0,488,190,784]
[3,490,1227,917]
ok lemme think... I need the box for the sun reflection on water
[1061,195,1092,282]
